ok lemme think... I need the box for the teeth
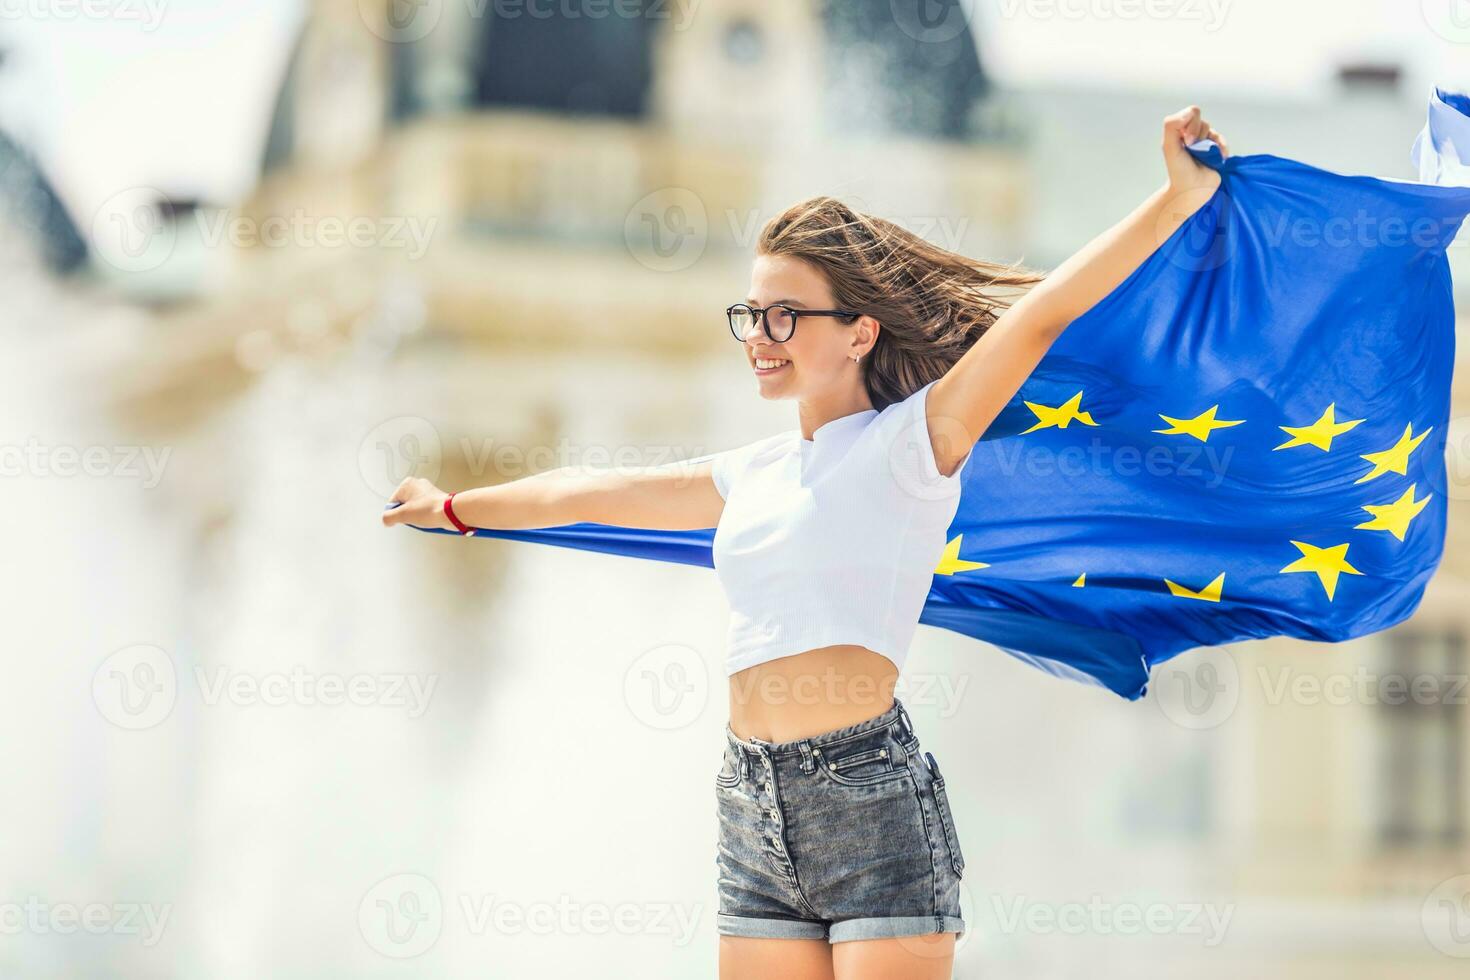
[755,358,789,369]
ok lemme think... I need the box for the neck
[798,390,876,441]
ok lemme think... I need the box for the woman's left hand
[1162,105,1229,194]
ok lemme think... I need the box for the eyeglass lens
[729,305,796,342]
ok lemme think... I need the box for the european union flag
[411,88,1470,700]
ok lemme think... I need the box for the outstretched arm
[926,105,1230,477]
[381,458,726,534]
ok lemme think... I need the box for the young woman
[383,105,1229,980]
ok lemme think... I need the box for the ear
[853,313,881,357]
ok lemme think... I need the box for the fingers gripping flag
[409,89,1470,701]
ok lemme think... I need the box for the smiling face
[740,253,875,402]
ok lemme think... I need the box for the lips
[753,356,790,375]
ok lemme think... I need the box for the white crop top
[701,379,975,676]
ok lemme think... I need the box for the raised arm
[925,105,1230,477]
[380,457,726,534]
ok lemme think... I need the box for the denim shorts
[714,698,966,943]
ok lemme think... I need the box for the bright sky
[0,0,305,224]
[976,0,1469,97]
[0,0,1465,223]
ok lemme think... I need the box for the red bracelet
[443,493,475,536]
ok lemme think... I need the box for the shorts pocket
[716,747,742,788]
[815,730,909,787]
[926,753,965,877]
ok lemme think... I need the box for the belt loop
[738,747,750,781]
[896,700,917,743]
[797,740,815,774]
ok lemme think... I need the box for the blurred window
[819,0,991,141]
[1376,628,1466,848]
[472,2,655,118]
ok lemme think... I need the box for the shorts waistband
[725,698,915,759]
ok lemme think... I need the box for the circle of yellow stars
[933,394,1434,604]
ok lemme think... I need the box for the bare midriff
[727,643,899,743]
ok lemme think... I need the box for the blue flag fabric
[411,88,1470,700]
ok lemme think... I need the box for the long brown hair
[756,196,1045,409]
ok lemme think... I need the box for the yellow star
[1163,572,1225,602]
[1274,403,1364,452]
[1153,405,1244,443]
[1280,540,1362,600]
[1355,483,1430,541]
[1021,391,1097,434]
[1072,573,1086,588]
[1355,423,1431,484]
[934,535,988,577]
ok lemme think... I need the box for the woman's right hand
[1162,104,1227,195]
[381,476,452,529]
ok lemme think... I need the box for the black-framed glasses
[725,303,861,343]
